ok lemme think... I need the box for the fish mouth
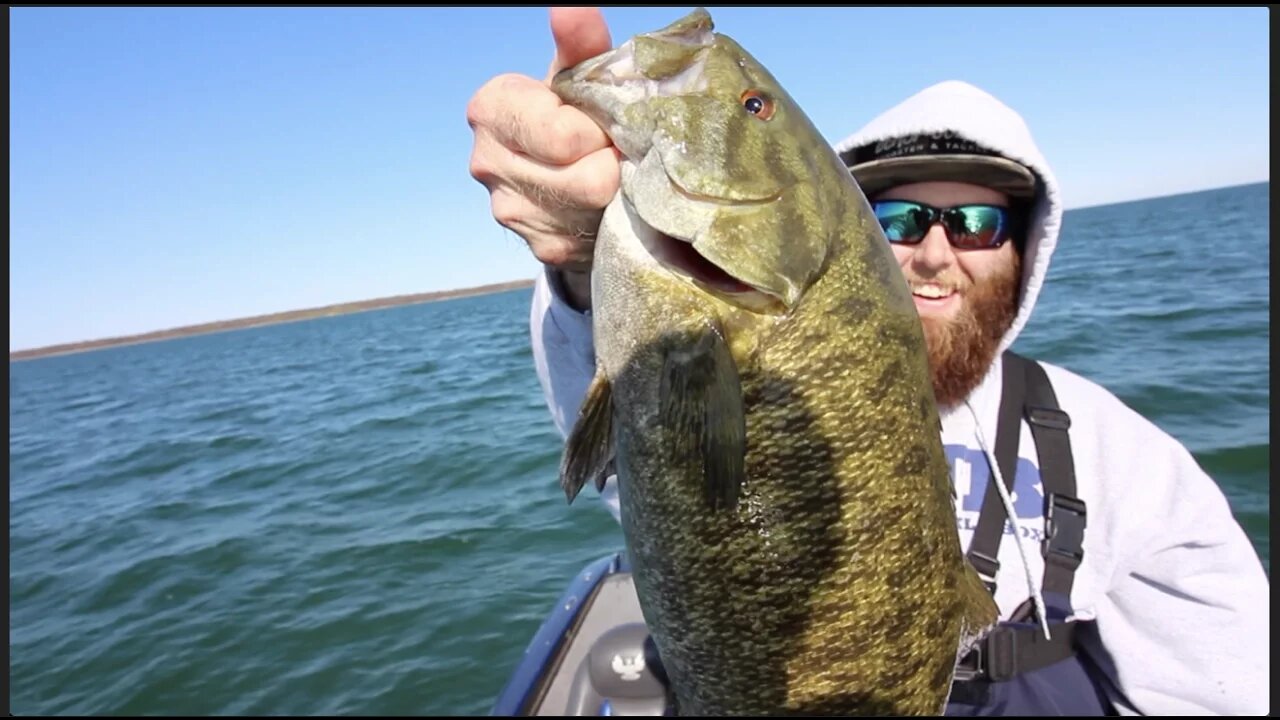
[633,213,782,311]
[652,232,755,293]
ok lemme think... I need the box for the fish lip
[579,44,641,86]
[568,23,713,89]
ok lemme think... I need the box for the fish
[549,7,1000,716]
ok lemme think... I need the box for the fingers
[488,186,600,271]
[470,114,619,205]
[464,6,618,274]
[467,75,617,270]
[546,7,612,81]
[466,73,610,168]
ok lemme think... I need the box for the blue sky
[9,6,1269,351]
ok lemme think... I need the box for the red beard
[917,252,1023,409]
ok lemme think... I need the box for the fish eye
[740,90,776,121]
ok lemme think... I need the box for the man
[467,8,1270,715]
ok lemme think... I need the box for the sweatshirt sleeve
[1074,399,1271,716]
[528,268,624,522]
[529,267,597,439]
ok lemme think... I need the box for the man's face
[874,181,1023,408]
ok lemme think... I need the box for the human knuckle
[582,178,617,209]
[566,171,616,210]
[557,119,589,162]
[465,80,502,127]
[493,72,532,94]
[491,195,525,229]
[468,74,529,126]
[523,113,571,164]
[464,93,487,128]
[468,149,495,185]
[531,239,576,267]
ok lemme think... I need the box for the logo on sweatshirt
[945,443,1045,541]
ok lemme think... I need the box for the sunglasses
[871,200,1015,250]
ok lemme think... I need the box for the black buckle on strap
[953,647,981,683]
[1043,493,1087,569]
[1027,406,1071,431]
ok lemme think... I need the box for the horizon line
[9,278,536,362]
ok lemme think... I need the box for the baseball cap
[840,131,1039,200]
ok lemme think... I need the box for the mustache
[903,274,968,293]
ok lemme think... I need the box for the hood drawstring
[964,398,1052,641]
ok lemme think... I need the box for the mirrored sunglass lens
[873,201,928,243]
[947,206,1007,248]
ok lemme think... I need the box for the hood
[833,80,1063,354]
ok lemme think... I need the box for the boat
[490,551,672,716]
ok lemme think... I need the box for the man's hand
[466,7,619,311]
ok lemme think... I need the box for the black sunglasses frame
[871,200,1018,250]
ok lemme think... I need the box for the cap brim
[850,154,1039,200]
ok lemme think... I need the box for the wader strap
[966,352,1027,593]
[953,620,1081,683]
[954,352,1090,685]
[1020,357,1086,598]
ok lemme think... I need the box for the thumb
[544,7,613,83]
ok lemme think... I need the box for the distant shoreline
[9,279,536,362]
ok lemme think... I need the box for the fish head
[552,8,847,316]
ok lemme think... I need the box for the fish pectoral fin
[560,369,616,504]
[659,327,746,512]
